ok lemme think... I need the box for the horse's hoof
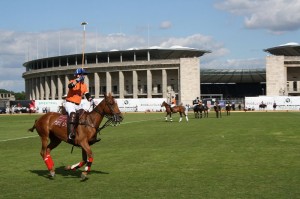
[81,171,88,181]
[49,170,55,178]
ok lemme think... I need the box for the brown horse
[28,93,122,180]
[214,102,222,118]
[193,104,209,119]
[161,101,188,122]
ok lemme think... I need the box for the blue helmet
[74,68,87,76]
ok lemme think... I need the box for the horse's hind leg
[42,136,62,177]
[40,137,55,177]
[184,112,189,122]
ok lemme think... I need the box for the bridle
[91,96,122,133]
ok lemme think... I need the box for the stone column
[51,75,56,100]
[106,72,112,93]
[57,75,63,99]
[40,76,44,100]
[64,75,69,96]
[179,57,200,105]
[162,69,167,98]
[27,79,32,100]
[266,56,286,96]
[132,70,138,98]
[45,76,50,100]
[35,77,40,100]
[119,71,124,98]
[147,70,152,98]
[85,74,90,93]
[94,72,100,99]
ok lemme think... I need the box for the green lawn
[0,111,299,199]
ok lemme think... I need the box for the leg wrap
[44,154,54,171]
[70,161,86,171]
[84,157,93,172]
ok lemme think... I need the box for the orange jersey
[66,80,88,104]
[171,98,176,105]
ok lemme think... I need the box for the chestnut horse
[28,93,122,180]
[161,101,188,122]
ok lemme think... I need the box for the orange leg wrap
[43,154,54,171]
[84,157,93,172]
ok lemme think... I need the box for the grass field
[0,111,300,199]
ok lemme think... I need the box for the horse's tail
[28,119,37,132]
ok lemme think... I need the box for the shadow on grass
[29,166,109,180]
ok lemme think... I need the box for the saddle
[53,109,100,145]
[53,109,86,128]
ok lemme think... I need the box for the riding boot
[68,112,77,140]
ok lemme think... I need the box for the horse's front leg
[65,148,87,171]
[80,142,93,180]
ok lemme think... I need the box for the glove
[90,99,95,107]
[76,76,84,82]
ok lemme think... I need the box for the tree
[14,92,26,100]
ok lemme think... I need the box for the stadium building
[264,43,300,96]
[23,43,299,104]
[22,48,210,105]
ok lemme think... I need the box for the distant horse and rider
[259,102,267,110]
[28,93,123,180]
[161,101,188,122]
[193,104,208,118]
[214,101,222,118]
[225,103,231,116]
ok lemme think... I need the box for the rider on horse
[65,68,93,141]
[170,96,176,112]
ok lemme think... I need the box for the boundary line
[0,117,162,143]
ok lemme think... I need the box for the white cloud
[0,29,259,92]
[160,21,172,29]
[215,0,300,33]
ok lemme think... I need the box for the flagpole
[81,22,88,68]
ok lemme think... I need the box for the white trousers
[65,101,80,116]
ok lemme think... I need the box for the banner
[34,98,166,113]
[245,96,300,111]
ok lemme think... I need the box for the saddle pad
[53,115,67,127]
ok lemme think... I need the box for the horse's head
[95,93,123,124]
[161,101,167,107]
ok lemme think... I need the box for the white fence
[34,98,167,113]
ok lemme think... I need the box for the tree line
[0,89,26,100]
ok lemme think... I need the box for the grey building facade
[22,48,210,105]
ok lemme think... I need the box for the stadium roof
[23,47,211,67]
[200,68,266,83]
[264,42,300,56]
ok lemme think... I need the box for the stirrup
[68,132,75,140]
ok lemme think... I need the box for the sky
[1,0,300,92]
